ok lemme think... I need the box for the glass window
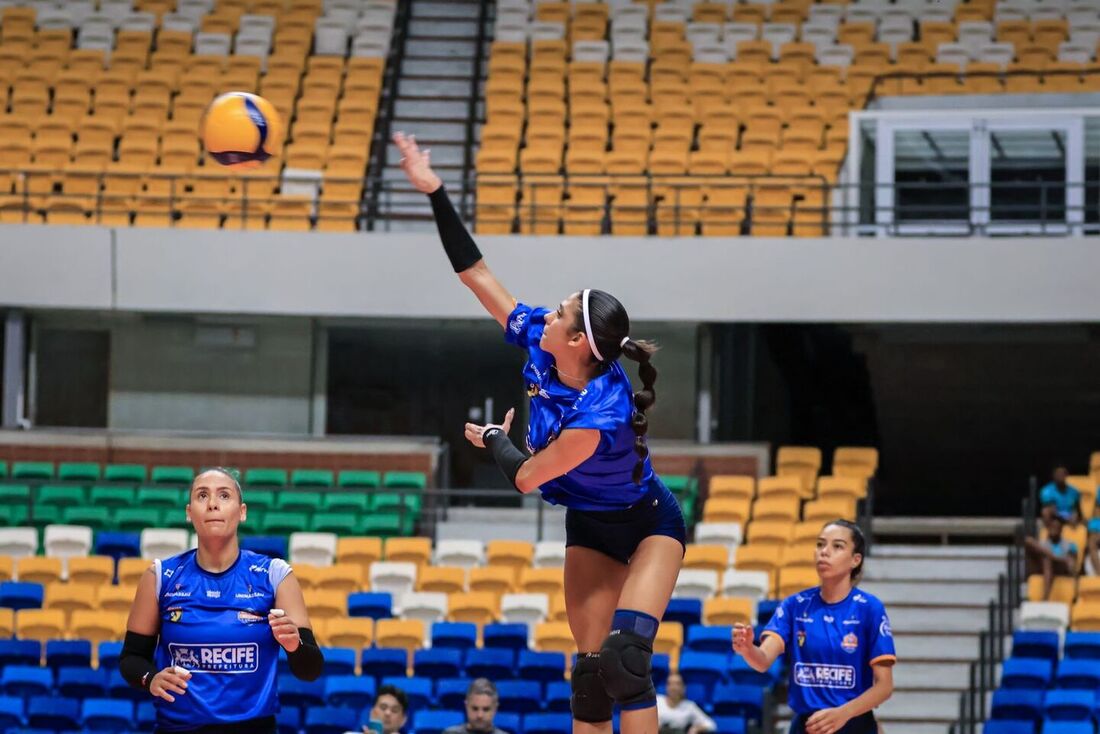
[989,129,1066,223]
[893,129,970,222]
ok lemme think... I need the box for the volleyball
[201,92,282,170]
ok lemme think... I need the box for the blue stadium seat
[278,674,326,708]
[105,667,144,703]
[304,707,360,734]
[712,683,763,721]
[678,652,729,693]
[1042,722,1095,734]
[241,535,287,559]
[517,650,566,683]
[1013,631,1061,662]
[94,532,141,561]
[1002,658,1055,689]
[686,625,734,653]
[992,689,1044,721]
[58,667,107,699]
[348,592,393,620]
[982,721,1036,734]
[436,678,473,710]
[325,675,376,709]
[483,623,530,650]
[135,702,155,730]
[712,716,748,734]
[0,582,44,611]
[495,712,522,734]
[412,710,465,734]
[276,707,301,734]
[524,712,572,734]
[651,653,671,687]
[0,640,41,667]
[728,654,781,688]
[664,598,703,629]
[46,640,92,671]
[544,680,571,713]
[382,676,432,711]
[360,648,408,680]
[1,667,53,698]
[431,622,478,651]
[321,647,357,676]
[98,642,124,671]
[498,680,542,714]
[756,599,780,628]
[82,698,134,732]
[27,696,80,730]
[415,648,463,680]
[465,648,515,680]
[1054,659,1100,691]
[1043,690,1094,721]
[0,697,24,731]
[1063,632,1100,660]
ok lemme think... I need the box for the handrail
[365,0,412,231]
[866,66,1100,106]
[458,0,492,222]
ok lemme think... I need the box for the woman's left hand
[804,707,851,734]
[464,408,514,448]
[269,612,301,653]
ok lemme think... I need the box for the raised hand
[732,623,755,655]
[393,131,442,194]
[464,408,516,449]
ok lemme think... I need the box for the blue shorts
[790,712,876,734]
[565,477,686,564]
[1088,518,1100,534]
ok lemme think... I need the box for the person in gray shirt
[443,679,511,734]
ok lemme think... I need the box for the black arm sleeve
[120,631,159,690]
[483,427,529,489]
[429,185,483,273]
[288,627,324,681]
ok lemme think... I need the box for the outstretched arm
[394,131,514,327]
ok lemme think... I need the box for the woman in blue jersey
[732,520,895,734]
[120,468,323,734]
[395,131,686,734]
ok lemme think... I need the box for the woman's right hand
[393,131,442,194]
[149,666,191,702]
[732,623,755,655]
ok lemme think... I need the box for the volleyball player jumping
[395,131,686,734]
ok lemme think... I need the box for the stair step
[863,557,1010,582]
[398,77,475,99]
[394,98,470,119]
[411,1,483,19]
[874,722,957,734]
[861,580,999,606]
[389,120,469,141]
[386,142,467,166]
[892,632,983,661]
[871,544,1008,560]
[402,58,476,77]
[894,661,972,689]
[876,691,959,721]
[405,38,478,57]
[409,18,480,37]
[889,606,989,633]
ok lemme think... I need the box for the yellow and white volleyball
[201,92,283,170]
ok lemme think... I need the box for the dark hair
[573,288,658,484]
[374,684,409,713]
[822,519,866,583]
[466,677,498,702]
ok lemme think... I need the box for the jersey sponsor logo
[843,619,860,625]
[797,630,806,647]
[775,606,784,618]
[163,568,174,578]
[509,311,527,335]
[842,632,859,653]
[794,663,856,689]
[235,592,266,599]
[168,643,260,674]
[206,590,221,598]
[168,608,183,623]
[823,615,834,623]
[796,616,814,623]
[249,564,268,574]
[879,616,893,638]
[238,611,264,624]
[165,583,190,598]
[853,594,867,604]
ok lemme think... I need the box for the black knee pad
[598,630,657,709]
[571,653,613,723]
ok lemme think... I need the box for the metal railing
[867,66,1100,105]
[364,0,412,230]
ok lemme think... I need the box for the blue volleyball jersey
[762,587,896,715]
[153,549,291,730]
[504,302,655,511]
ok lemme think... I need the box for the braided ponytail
[621,338,658,484]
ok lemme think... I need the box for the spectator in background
[1040,464,1081,529]
[1086,483,1100,576]
[364,685,409,734]
[657,673,716,734]
[443,679,510,734]
[1024,514,1079,600]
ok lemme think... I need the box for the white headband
[581,288,604,362]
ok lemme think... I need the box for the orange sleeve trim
[760,630,786,652]
[870,654,897,666]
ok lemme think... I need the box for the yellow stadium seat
[385,538,432,567]
[778,567,820,598]
[703,497,752,525]
[98,585,136,614]
[469,567,516,596]
[448,592,498,627]
[757,476,803,502]
[306,590,348,620]
[0,609,13,638]
[804,498,857,523]
[683,545,730,573]
[1071,601,1100,631]
[709,476,755,501]
[336,536,383,570]
[781,540,820,569]
[325,616,374,651]
[519,568,564,597]
[654,621,682,658]
[314,564,363,593]
[1027,575,1076,604]
[375,618,424,656]
[535,621,576,656]
[0,556,12,582]
[16,557,63,586]
[746,521,794,548]
[487,541,534,577]
[17,609,67,643]
[776,446,822,497]
[704,597,754,626]
[816,476,866,501]
[418,566,466,595]
[753,496,801,523]
[1077,577,1100,603]
[548,593,567,623]
[732,544,778,592]
[832,447,878,480]
[701,186,748,237]
[293,564,322,590]
[44,583,97,622]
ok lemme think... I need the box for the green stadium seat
[275,491,322,513]
[12,462,54,480]
[373,492,422,514]
[161,512,192,530]
[260,512,301,535]
[338,470,381,488]
[0,483,30,505]
[322,492,369,513]
[291,469,335,487]
[0,460,7,477]
[0,505,29,526]
[382,471,427,489]
[37,485,87,506]
[151,466,194,485]
[311,513,358,535]
[115,508,163,532]
[358,513,403,537]
[104,464,147,483]
[61,506,112,530]
[90,486,136,508]
[136,487,184,509]
[242,489,276,511]
[663,475,698,499]
[244,468,288,487]
[29,504,61,529]
[58,462,101,482]
[678,496,696,527]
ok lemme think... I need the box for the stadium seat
[1001,657,1054,689]
[497,679,542,714]
[1063,632,1100,659]
[360,648,408,680]
[14,557,62,586]
[337,537,383,569]
[431,621,478,651]
[104,464,146,483]
[414,647,463,680]
[384,537,432,566]
[435,539,485,568]
[70,610,126,648]
[832,447,878,480]
[383,675,433,710]
[704,597,755,626]
[1044,689,1094,721]
[1012,630,1061,661]
[533,541,567,568]
[370,562,417,596]
[683,544,730,573]
[348,591,392,620]
[465,647,516,680]
[325,675,376,709]
[82,698,134,732]
[399,591,448,626]
[1070,601,1100,631]
[304,706,360,734]
[484,621,533,651]
[535,621,576,656]
[525,712,573,734]
[46,639,92,671]
[413,710,466,734]
[0,639,41,667]
[674,569,720,600]
[1053,658,1100,690]
[487,540,535,579]
[0,581,44,611]
[419,566,467,595]
[0,528,38,559]
[242,536,288,559]
[0,696,22,731]
[27,695,80,730]
[709,475,756,501]
[95,532,141,561]
[375,618,425,654]
[449,592,499,626]
[712,682,764,720]
[470,566,518,596]
[66,556,113,587]
[991,688,1044,720]
[0,666,53,698]
[678,650,728,693]
[1020,601,1072,631]
[518,649,567,682]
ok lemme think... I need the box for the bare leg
[1041,553,1055,600]
[1087,533,1100,577]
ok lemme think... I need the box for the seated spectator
[1040,464,1081,529]
[1087,483,1100,576]
[443,678,509,734]
[1024,515,1079,600]
[657,673,716,734]
[363,684,409,734]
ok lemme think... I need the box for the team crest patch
[797,630,806,647]
[528,383,539,397]
[168,608,183,623]
[841,632,859,653]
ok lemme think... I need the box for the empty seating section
[0,0,394,230]
[476,0,1100,237]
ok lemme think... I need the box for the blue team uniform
[763,587,896,733]
[505,302,685,561]
[153,549,291,731]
